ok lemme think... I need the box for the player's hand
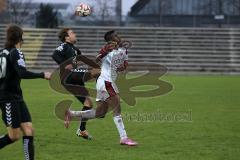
[44,72,52,80]
[119,40,132,49]
[106,41,118,51]
[65,64,73,70]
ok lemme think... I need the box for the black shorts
[65,72,88,104]
[0,100,32,128]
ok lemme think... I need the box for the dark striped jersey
[52,42,81,65]
[0,48,44,101]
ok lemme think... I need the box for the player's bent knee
[21,123,34,136]
[23,126,34,136]
[84,98,93,107]
[8,130,21,142]
[9,135,21,142]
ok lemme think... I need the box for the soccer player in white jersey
[65,30,137,146]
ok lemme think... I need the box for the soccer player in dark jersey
[52,28,96,140]
[0,25,51,160]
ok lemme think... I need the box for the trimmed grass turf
[0,75,240,160]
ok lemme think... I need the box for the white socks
[113,115,128,140]
[69,111,128,140]
[70,109,96,119]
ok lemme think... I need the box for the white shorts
[96,78,119,102]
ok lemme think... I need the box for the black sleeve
[52,49,66,65]
[52,44,74,65]
[11,49,44,79]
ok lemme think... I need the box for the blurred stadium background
[0,0,240,160]
[0,0,240,74]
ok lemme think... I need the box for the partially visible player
[65,30,138,146]
[0,24,51,160]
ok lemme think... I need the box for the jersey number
[0,56,7,78]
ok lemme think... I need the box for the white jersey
[99,47,128,82]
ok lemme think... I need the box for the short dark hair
[4,24,23,48]
[104,30,115,42]
[58,28,70,42]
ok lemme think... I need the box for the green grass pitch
[0,75,240,160]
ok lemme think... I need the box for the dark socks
[23,136,34,160]
[0,134,13,149]
[80,106,92,131]
[0,135,34,160]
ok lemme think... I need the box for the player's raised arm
[96,30,120,62]
[96,46,108,62]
